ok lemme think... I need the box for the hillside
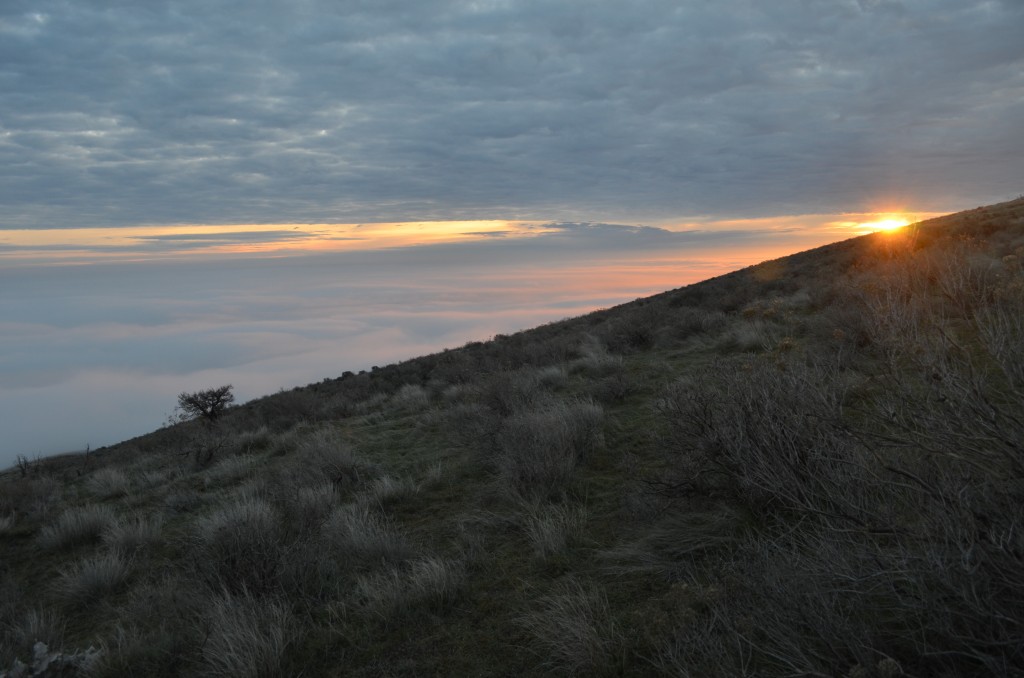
[3,197,1024,677]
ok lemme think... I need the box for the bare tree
[176,385,235,426]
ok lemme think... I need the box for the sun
[861,216,910,232]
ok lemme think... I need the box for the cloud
[1,0,1021,230]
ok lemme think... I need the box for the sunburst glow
[861,216,910,232]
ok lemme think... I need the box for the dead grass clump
[230,426,275,455]
[37,505,116,551]
[163,489,203,515]
[524,504,587,562]
[714,318,778,353]
[0,476,62,522]
[321,505,413,568]
[86,467,132,499]
[195,496,282,594]
[203,454,258,486]
[535,364,569,389]
[91,575,208,676]
[296,428,376,490]
[201,591,295,678]
[101,514,163,552]
[519,579,623,675]
[287,482,338,534]
[54,551,132,606]
[0,608,66,668]
[135,469,173,490]
[389,383,430,410]
[568,336,623,376]
[496,399,603,502]
[355,557,465,620]
[478,369,543,416]
[360,475,418,509]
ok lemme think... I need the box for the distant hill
[3,196,1023,677]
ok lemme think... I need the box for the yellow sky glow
[0,212,943,264]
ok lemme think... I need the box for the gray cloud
[2,0,1021,230]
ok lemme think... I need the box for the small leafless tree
[177,385,235,426]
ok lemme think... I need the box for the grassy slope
[2,197,1023,677]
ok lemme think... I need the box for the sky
[1,0,1022,466]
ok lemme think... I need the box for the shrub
[37,505,116,551]
[654,358,871,524]
[176,385,234,425]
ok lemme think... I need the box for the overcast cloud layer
[2,0,1022,228]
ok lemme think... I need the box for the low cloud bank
[0,218,865,467]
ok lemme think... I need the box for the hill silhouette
[3,196,1023,676]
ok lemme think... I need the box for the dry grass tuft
[496,398,603,502]
[355,557,465,620]
[101,514,163,552]
[361,475,418,508]
[195,496,282,593]
[524,503,587,561]
[86,467,132,499]
[389,383,430,410]
[297,428,376,489]
[519,579,622,675]
[201,591,295,678]
[321,505,413,568]
[203,454,258,486]
[37,505,116,551]
[54,551,132,606]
